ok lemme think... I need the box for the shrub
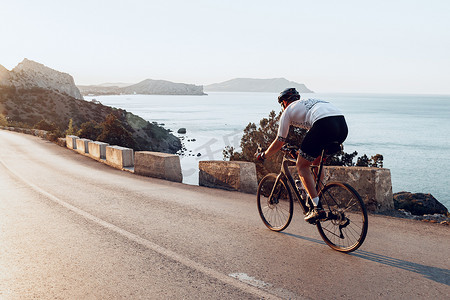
[65,119,78,136]
[0,114,7,126]
[34,119,57,132]
[77,120,102,140]
[97,113,138,149]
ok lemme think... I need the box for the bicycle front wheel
[257,173,293,232]
[317,182,368,253]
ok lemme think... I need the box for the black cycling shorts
[299,115,348,161]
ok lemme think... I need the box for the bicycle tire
[316,182,368,253]
[257,173,293,232]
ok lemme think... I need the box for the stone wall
[134,151,182,183]
[88,141,108,159]
[76,138,91,154]
[66,135,78,149]
[1,128,396,206]
[106,145,134,168]
[289,166,394,212]
[199,161,258,194]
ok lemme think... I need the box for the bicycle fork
[268,174,284,205]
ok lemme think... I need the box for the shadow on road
[282,232,450,286]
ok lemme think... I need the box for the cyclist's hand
[255,151,266,162]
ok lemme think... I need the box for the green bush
[77,120,102,140]
[0,114,7,126]
[65,119,78,136]
[96,113,138,149]
[34,119,57,131]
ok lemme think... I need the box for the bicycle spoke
[321,225,342,239]
[257,174,293,232]
[317,182,368,252]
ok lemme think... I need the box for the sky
[1,0,450,94]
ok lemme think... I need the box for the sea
[85,92,450,209]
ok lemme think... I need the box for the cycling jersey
[277,99,343,139]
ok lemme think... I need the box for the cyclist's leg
[310,156,323,182]
[299,116,346,222]
[297,121,324,205]
[297,153,327,222]
[296,154,318,201]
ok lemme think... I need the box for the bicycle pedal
[307,219,317,225]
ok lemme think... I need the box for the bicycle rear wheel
[316,182,368,252]
[257,173,293,232]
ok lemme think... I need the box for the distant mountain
[0,59,83,99]
[78,79,206,96]
[204,78,313,93]
[121,79,205,95]
[77,84,122,96]
[97,82,132,88]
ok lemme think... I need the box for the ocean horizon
[85,92,450,209]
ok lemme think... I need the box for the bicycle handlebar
[254,143,299,160]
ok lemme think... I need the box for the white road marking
[0,158,283,299]
[229,273,271,288]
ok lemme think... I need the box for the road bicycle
[257,142,368,253]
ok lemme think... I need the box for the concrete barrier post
[134,151,182,183]
[76,138,91,154]
[199,161,258,194]
[106,146,134,168]
[66,135,79,149]
[289,166,394,212]
[88,141,109,159]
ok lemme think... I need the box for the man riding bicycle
[255,88,348,223]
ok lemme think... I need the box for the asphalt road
[0,130,449,299]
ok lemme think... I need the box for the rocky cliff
[0,85,181,153]
[78,79,206,96]
[1,59,83,100]
[0,59,181,153]
[204,78,313,93]
[0,64,10,84]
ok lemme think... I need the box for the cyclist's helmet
[278,88,300,103]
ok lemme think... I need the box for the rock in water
[177,128,187,134]
[393,192,448,215]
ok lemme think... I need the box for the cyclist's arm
[262,109,289,158]
[263,136,285,158]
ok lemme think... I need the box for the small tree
[97,113,138,149]
[0,114,8,126]
[77,120,102,141]
[65,119,78,136]
[356,154,369,167]
[369,154,384,168]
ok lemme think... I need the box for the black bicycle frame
[275,148,327,214]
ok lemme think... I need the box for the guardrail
[0,126,394,211]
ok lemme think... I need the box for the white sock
[312,197,320,206]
